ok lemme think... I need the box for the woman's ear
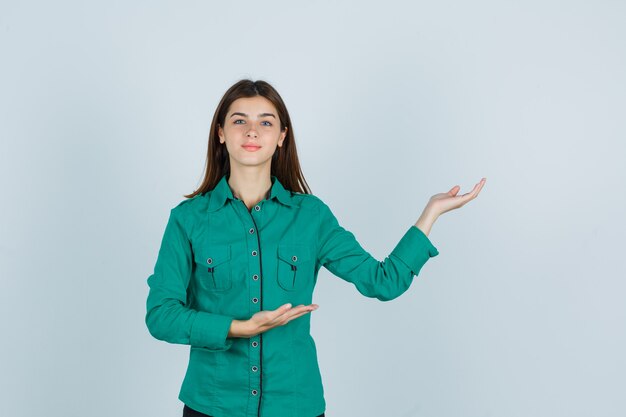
[278,127,288,147]
[218,125,225,144]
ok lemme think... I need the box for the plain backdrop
[1,1,625,416]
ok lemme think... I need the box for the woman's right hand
[244,303,319,338]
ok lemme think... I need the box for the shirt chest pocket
[277,244,313,291]
[199,245,233,292]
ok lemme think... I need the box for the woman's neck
[227,170,272,209]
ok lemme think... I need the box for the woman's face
[218,96,287,170]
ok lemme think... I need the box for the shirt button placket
[248,203,262,403]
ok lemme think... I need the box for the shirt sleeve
[145,206,235,351]
[316,200,439,301]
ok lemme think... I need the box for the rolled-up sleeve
[316,200,439,301]
[145,206,234,351]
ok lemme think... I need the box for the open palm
[429,178,486,216]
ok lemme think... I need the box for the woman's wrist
[414,208,438,236]
[228,319,254,338]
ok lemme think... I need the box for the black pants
[183,404,325,417]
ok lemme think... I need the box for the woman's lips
[242,145,261,152]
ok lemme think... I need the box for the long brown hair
[184,79,312,199]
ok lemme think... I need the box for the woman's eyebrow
[229,112,276,119]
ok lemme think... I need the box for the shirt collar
[207,173,296,212]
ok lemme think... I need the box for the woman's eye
[233,119,272,126]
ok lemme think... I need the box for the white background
[1,1,625,416]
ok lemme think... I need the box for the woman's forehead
[229,96,276,114]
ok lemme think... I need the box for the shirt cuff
[189,311,235,351]
[390,225,439,276]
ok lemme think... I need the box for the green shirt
[145,173,440,417]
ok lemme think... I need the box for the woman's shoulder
[290,192,331,213]
[170,193,209,215]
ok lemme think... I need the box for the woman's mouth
[242,145,261,152]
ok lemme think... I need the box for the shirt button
[252,274,259,281]
[207,258,213,264]
[254,205,260,211]
[252,389,258,396]
[251,366,258,372]
[252,341,258,347]
[249,228,255,234]
[251,250,257,256]
[292,255,298,262]
[252,297,259,303]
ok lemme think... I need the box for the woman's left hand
[415,178,486,236]
[428,177,486,217]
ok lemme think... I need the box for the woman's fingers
[252,304,319,334]
[462,178,486,200]
[284,304,317,319]
[447,185,461,195]
[273,304,318,326]
[284,305,319,323]
[429,178,486,215]
[284,310,314,324]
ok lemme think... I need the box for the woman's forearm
[414,208,438,236]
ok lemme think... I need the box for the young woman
[145,79,486,417]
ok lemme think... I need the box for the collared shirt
[145,173,440,417]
